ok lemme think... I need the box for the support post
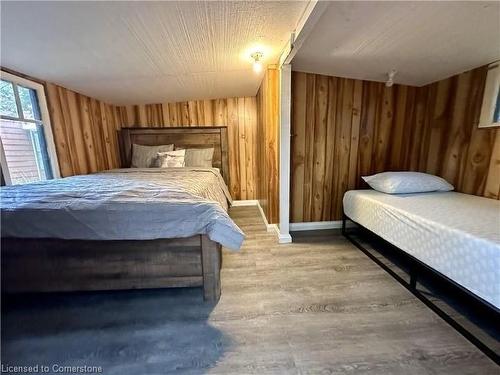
[201,235,221,302]
[278,63,292,244]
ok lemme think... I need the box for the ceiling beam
[280,0,329,66]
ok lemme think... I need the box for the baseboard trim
[278,233,293,243]
[231,200,259,207]
[290,221,354,231]
[232,200,280,240]
[233,202,352,236]
[267,223,280,235]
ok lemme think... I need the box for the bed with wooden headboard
[119,126,230,185]
[1,126,235,302]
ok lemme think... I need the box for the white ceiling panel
[1,1,307,104]
[292,1,500,86]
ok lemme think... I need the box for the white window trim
[479,61,500,128]
[0,70,61,181]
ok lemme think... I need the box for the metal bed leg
[342,218,500,365]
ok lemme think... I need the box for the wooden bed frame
[1,126,230,302]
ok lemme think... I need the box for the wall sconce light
[251,52,264,73]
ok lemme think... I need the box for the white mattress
[343,190,500,309]
[1,168,244,250]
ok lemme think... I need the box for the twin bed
[343,190,500,310]
[342,187,500,361]
[1,127,243,302]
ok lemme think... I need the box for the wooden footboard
[1,235,222,302]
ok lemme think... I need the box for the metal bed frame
[342,213,500,365]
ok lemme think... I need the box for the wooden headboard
[118,127,229,185]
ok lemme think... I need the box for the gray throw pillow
[131,144,174,168]
[175,148,214,168]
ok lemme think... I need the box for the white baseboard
[231,200,259,207]
[267,223,280,235]
[232,200,280,239]
[289,220,354,231]
[233,202,353,236]
[278,233,292,243]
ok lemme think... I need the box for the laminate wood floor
[1,206,498,374]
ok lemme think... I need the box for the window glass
[494,87,500,123]
[0,75,55,185]
[0,119,50,184]
[0,80,19,117]
[18,85,39,120]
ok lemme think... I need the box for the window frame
[0,71,60,185]
[478,61,500,128]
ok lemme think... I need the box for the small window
[479,62,500,128]
[0,72,60,185]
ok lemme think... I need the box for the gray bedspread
[1,168,244,250]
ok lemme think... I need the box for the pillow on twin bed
[132,143,174,168]
[362,172,454,194]
[175,147,214,168]
[157,149,186,168]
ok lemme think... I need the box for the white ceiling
[292,1,500,86]
[1,1,307,105]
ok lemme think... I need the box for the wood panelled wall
[46,83,121,177]
[115,98,257,200]
[424,67,499,199]
[291,66,499,222]
[46,81,259,201]
[256,67,280,224]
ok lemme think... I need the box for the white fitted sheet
[343,190,500,309]
[1,168,244,250]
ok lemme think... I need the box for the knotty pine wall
[256,67,280,224]
[46,81,259,201]
[45,81,261,202]
[115,98,258,201]
[46,83,121,177]
[291,65,499,223]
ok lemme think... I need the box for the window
[479,61,500,128]
[0,71,60,185]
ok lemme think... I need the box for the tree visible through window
[0,78,53,184]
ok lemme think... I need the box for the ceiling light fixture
[251,52,264,74]
[386,70,397,87]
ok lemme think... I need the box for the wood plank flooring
[1,206,498,374]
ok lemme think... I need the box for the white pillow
[157,149,186,168]
[362,172,454,194]
[132,144,174,168]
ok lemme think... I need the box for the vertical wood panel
[312,74,328,221]
[322,77,338,219]
[46,83,117,176]
[226,98,240,198]
[291,65,499,222]
[348,80,362,190]
[256,67,280,224]
[290,72,306,221]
